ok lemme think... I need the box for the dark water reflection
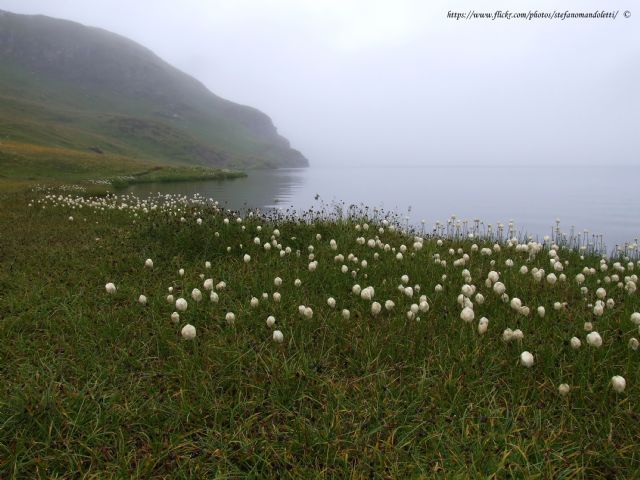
[125,165,640,250]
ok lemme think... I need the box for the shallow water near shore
[125,165,640,250]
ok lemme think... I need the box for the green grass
[0,141,245,190]
[0,186,639,478]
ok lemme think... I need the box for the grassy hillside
[0,9,308,178]
[1,186,639,477]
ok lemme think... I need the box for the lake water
[125,165,640,251]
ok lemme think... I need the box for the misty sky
[1,0,638,166]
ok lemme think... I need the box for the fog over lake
[126,165,640,251]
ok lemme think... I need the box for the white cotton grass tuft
[176,297,188,312]
[138,294,147,305]
[460,307,474,323]
[266,316,276,327]
[225,312,236,325]
[611,375,626,393]
[144,258,153,268]
[371,302,382,316]
[272,330,284,343]
[570,337,582,350]
[105,283,117,294]
[478,317,489,335]
[520,351,534,368]
[341,309,351,320]
[558,383,571,396]
[191,288,202,302]
[502,328,514,343]
[327,297,336,308]
[586,331,603,348]
[181,324,196,340]
[171,312,180,324]
[360,286,374,301]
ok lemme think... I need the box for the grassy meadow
[1,185,639,478]
[0,141,245,190]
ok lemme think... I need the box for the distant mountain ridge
[0,9,308,169]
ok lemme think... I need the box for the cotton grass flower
[273,292,281,303]
[105,283,117,294]
[144,258,153,268]
[266,316,276,327]
[558,383,571,396]
[176,298,188,312]
[520,351,534,368]
[385,300,395,311]
[611,375,626,393]
[225,312,236,325]
[250,297,259,308]
[181,324,196,340]
[272,330,284,343]
[342,309,351,320]
[360,286,374,301]
[460,307,474,323]
[303,307,313,319]
[586,331,603,347]
[478,317,489,335]
[502,328,514,342]
[327,297,336,308]
[170,312,180,324]
[493,282,506,295]
[570,337,582,349]
[138,294,147,305]
[191,288,202,302]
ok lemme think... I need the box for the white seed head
[611,375,626,393]
[520,351,534,368]
[181,324,196,340]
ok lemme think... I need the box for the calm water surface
[126,165,640,250]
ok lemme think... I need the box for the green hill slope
[0,9,308,177]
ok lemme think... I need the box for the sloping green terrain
[0,9,308,181]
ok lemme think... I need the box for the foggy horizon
[1,0,637,167]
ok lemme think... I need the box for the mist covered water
[125,165,640,250]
